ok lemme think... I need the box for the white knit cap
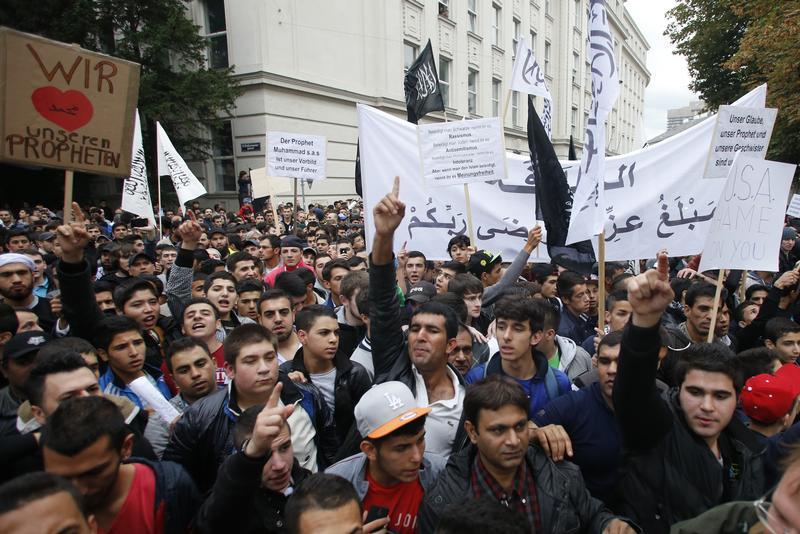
[0,253,35,271]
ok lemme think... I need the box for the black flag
[404,40,445,124]
[354,142,362,197]
[568,135,578,161]
[528,97,595,274]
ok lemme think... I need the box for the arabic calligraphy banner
[0,27,140,176]
[120,110,156,225]
[699,153,795,272]
[359,104,550,262]
[511,37,553,139]
[156,122,207,206]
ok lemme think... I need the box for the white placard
[418,118,506,187]
[704,106,777,179]
[121,110,156,225]
[786,194,800,219]
[128,376,180,423]
[699,153,796,272]
[267,132,326,181]
[156,122,207,206]
[250,167,294,199]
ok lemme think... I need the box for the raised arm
[613,251,674,451]
[369,177,407,379]
[165,218,204,319]
[483,225,542,306]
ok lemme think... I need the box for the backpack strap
[544,366,558,401]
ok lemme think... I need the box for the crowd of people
[0,177,798,534]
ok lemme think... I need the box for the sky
[624,0,700,139]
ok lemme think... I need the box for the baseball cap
[208,227,227,237]
[467,250,502,277]
[281,235,303,249]
[4,331,51,362]
[354,382,431,439]
[406,281,436,303]
[37,231,56,242]
[741,373,796,424]
[128,252,154,265]
[775,364,800,398]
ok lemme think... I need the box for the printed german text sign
[267,132,327,181]
[703,106,777,179]
[0,27,141,176]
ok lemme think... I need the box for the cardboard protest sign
[786,194,800,219]
[418,118,506,187]
[0,27,140,176]
[250,167,293,199]
[699,153,795,272]
[704,106,777,179]
[267,132,326,181]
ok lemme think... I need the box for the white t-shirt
[277,339,302,365]
[412,365,465,457]
[310,367,337,414]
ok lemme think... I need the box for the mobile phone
[131,218,149,228]
[365,506,389,524]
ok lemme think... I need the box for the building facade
[184,0,650,208]
[666,100,707,130]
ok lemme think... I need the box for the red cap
[775,364,800,398]
[741,373,796,424]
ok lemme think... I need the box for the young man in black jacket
[418,376,634,533]
[196,383,310,533]
[614,252,765,533]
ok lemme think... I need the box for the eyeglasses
[754,494,796,534]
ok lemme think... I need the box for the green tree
[666,0,800,164]
[0,0,242,163]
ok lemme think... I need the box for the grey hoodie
[326,452,446,500]
[555,335,593,382]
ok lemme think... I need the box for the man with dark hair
[448,273,492,335]
[180,298,225,384]
[264,235,315,288]
[258,289,302,363]
[42,396,199,532]
[370,179,469,456]
[745,284,769,306]
[227,251,260,282]
[196,383,310,533]
[581,290,632,355]
[236,279,263,322]
[164,323,318,492]
[337,271,369,358]
[534,331,626,505]
[0,253,55,333]
[613,252,765,532]
[204,271,255,335]
[0,331,49,436]
[465,298,570,415]
[282,304,370,463]
[273,271,310,313]
[327,381,446,534]
[446,234,471,263]
[404,250,428,285]
[284,473,369,534]
[0,472,96,533]
[533,298,593,382]
[259,234,283,276]
[4,228,31,252]
[764,317,800,364]
[418,376,632,532]
[434,260,465,295]
[334,238,354,260]
[555,271,593,344]
[321,258,351,310]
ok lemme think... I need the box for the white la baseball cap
[354,381,431,439]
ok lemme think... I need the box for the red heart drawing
[31,86,94,131]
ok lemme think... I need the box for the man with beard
[258,289,302,364]
[42,396,199,532]
[0,254,55,332]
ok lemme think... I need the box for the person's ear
[96,349,109,362]
[0,331,12,346]
[764,339,776,350]
[87,513,98,534]
[446,338,458,354]
[592,355,598,369]
[360,440,378,462]
[297,330,308,345]
[120,433,134,460]
[465,420,478,444]
[224,361,236,381]
[530,330,544,347]
[31,404,46,425]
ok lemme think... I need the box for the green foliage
[0,0,242,161]
[666,0,800,165]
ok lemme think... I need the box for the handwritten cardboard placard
[786,194,800,219]
[418,117,506,187]
[267,131,326,181]
[699,153,796,272]
[703,105,777,179]
[0,27,140,176]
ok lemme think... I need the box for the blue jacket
[534,382,623,505]
[465,350,571,417]
[99,366,171,409]
[557,306,594,345]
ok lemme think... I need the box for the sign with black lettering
[704,105,777,179]
[267,132,326,181]
[240,142,261,153]
[0,27,140,175]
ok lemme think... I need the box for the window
[572,52,580,85]
[571,107,578,137]
[530,30,537,53]
[545,0,551,16]
[404,42,418,73]
[574,0,582,28]
[211,121,235,191]
[439,0,450,18]
[468,0,478,33]
[468,69,478,114]
[544,41,551,76]
[492,4,501,47]
[439,56,451,107]
[205,0,228,69]
[512,92,520,126]
[512,19,521,55]
[492,79,501,117]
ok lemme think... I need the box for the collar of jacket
[485,349,550,380]
[289,346,354,377]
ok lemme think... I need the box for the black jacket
[195,451,310,533]
[280,347,371,454]
[368,256,468,454]
[163,376,307,493]
[613,323,765,534]
[417,445,622,533]
[125,458,201,534]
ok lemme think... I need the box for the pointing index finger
[392,176,400,197]
[656,251,669,280]
[72,202,86,224]
[265,381,283,410]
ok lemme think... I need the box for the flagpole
[502,89,513,122]
[157,174,163,239]
[63,170,74,222]
[444,108,476,246]
[597,233,606,334]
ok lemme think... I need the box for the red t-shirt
[362,470,424,534]
[211,345,229,386]
[99,463,163,534]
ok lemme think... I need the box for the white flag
[510,37,553,139]
[567,0,619,245]
[120,111,156,225]
[156,122,207,206]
